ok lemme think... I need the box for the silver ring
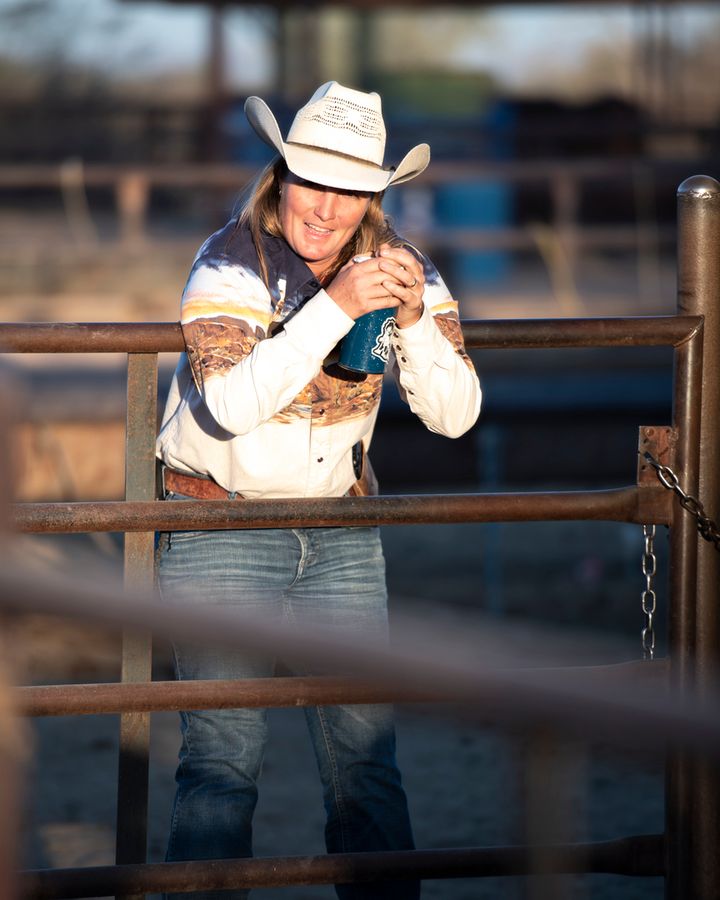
[409,277,418,288]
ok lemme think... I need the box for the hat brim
[244,96,429,192]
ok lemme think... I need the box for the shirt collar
[261,231,321,307]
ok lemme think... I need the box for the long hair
[237,156,400,288]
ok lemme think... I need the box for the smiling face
[278,173,372,279]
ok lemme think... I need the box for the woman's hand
[325,255,401,321]
[326,245,425,327]
[376,244,425,329]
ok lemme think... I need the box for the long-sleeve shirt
[156,218,481,499]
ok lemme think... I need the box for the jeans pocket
[162,492,209,548]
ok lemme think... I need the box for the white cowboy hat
[244,81,430,193]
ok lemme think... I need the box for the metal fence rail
[13,661,668,718]
[10,488,673,532]
[21,837,665,900]
[2,174,719,900]
[0,314,702,353]
[0,157,698,299]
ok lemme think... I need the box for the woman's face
[279,173,372,277]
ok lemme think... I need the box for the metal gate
[1,175,719,899]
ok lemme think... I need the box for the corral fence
[0,174,718,899]
[0,157,707,287]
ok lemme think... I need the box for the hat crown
[287,81,386,166]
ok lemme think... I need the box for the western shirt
[156,218,481,498]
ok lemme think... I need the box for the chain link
[642,451,720,551]
[641,524,657,660]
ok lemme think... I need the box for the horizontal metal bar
[20,835,665,898]
[0,322,182,354]
[11,488,672,534]
[0,317,702,354]
[461,316,702,350]
[17,662,668,717]
[18,676,429,717]
[415,225,675,252]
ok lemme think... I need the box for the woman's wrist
[395,303,424,329]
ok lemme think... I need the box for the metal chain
[641,524,657,660]
[642,451,720,551]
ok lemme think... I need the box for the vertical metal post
[275,9,289,96]
[116,353,158,899]
[354,9,373,91]
[666,175,720,900]
[0,393,27,900]
[206,1,227,162]
[116,174,150,248]
[0,656,26,900]
[552,172,579,292]
[665,312,702,899]
[524,734,582,900]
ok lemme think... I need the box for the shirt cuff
[392,304,453,369]
[283,289,355,358]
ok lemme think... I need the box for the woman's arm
[182,261,353,435]
[381,245,481,438]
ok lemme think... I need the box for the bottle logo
[371,317,394,363]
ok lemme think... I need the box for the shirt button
[400,356,407,362]
[317,457,324,463]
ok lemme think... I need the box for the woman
[157,81,481,900]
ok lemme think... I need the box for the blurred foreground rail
[1,175,719,899]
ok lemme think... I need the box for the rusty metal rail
[11,488,673,533]
[17,661,669,718]
[0,315,702,354]
[3,174,720,900]
[21,836,665,899]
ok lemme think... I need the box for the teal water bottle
[338,254,395,374]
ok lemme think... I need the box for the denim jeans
[157,514,418,900]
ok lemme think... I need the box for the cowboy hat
[244,81,430,193]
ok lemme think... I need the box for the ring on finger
[409,277,418,289]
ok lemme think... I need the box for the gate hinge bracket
[638,426,678,486]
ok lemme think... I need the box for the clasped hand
[326,243,425,329]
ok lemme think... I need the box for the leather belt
[162,467,242,501]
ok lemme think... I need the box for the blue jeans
[157,516,418,900]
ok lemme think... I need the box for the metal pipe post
[665,323,702,899]
[116,353,158,900]
[668,174,720,900]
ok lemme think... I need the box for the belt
[162,467,242,501]
[162,466,366,501]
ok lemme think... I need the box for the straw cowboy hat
[244,81,430,193]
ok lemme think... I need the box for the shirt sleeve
[181,258,354,436]
[389,252,481,438]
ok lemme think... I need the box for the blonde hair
[237,156,399,287]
